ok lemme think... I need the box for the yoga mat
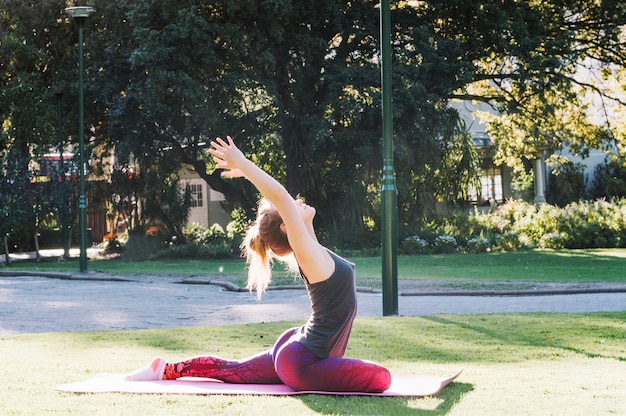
[55,369,462,397]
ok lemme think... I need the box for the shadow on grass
[422,313,626,363]
[297,382,473,415]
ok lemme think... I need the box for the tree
[3,0,625,246]
[443,0,626,176]
[87,0,469,241]
[0,149,32,259]
[141,161,192,243]
[1,0,82,254]
[87,0,626,240]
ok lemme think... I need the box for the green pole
[77,18,88,272]
[65,6,95,272]
[380,0,398,315]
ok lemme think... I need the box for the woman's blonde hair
[241,198,298,298]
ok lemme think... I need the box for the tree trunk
[3,234,10,265]
[63,225,71,259]
[34,228,40,261]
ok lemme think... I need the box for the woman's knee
[372,366,392,392]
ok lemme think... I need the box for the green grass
[4,256,247,276]
[1,314,625,415]
[6,248,626,284]
[358,248,626,282]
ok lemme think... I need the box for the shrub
[556,199,621,248]
[432,235,457,254]
[492,199,536,231]
[400,236,429,255]
[101,236,125,254]
[401,198,626,254]
[516,203,560,244]
[493,231,526,251]
[336,247,381,257]
[538,232,568,249]
[151,241,232,259]
[547,161,586,206]
[121,231,167,261]
[151,223,235,259]
[466,236,490,253]
[185,223,228,246]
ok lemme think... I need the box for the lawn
[5,248,626,286]
[2,249,625,414]
[1,314,624,415]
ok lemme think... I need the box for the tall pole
[77,17,87,272]
[65,6,95,272]
[380,0,398,315]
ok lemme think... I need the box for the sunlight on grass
[1,314,624,415]
[7,248,626,285]
[542,248,626,259]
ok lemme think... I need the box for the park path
[1,270,625,335]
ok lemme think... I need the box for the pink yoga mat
[55,369,462,397]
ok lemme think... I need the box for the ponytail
[242,224,272,297]
[241,199,298,298]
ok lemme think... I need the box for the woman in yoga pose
[125,136,391,392]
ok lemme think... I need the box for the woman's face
[294,199,316,224]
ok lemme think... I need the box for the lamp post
[380,0,398,316]
[64,5,95,272]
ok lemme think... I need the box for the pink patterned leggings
[163,327,391,392]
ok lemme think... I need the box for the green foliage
[0,149,33,252]
[547,159,586,206]
[141,163,191,243]
[151,241,233,259]
[493,231,527,251]
[107,165,143,232]
[116,207,250,261]
[431,117,482,204]
[101,231,127,254]
[466,236,490,253]
[224,207,249,237]
[400,236,429,255]
[510,166,536,202]
[538,231,568,249]
[589,159,626,199]
[121,231,167,262]
[406,199,626,253]
[558,200,626,248]
[185,223,228,246]
[431,235,459,254]
[1,0,625,247]
[149,223,237,259]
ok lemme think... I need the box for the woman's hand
[209,136,247,178]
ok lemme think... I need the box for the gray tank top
[294,251,357,358]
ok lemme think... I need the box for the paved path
[1,272,625,335]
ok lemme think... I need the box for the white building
[179,166,232,229]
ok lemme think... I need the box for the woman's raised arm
[209,136,334,282]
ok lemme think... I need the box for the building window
[188,183,203,208]
[469,167,503,205]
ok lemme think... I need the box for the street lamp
[64,5,95,272]
[380,0,398,316]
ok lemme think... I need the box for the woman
[125,136,391,392]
